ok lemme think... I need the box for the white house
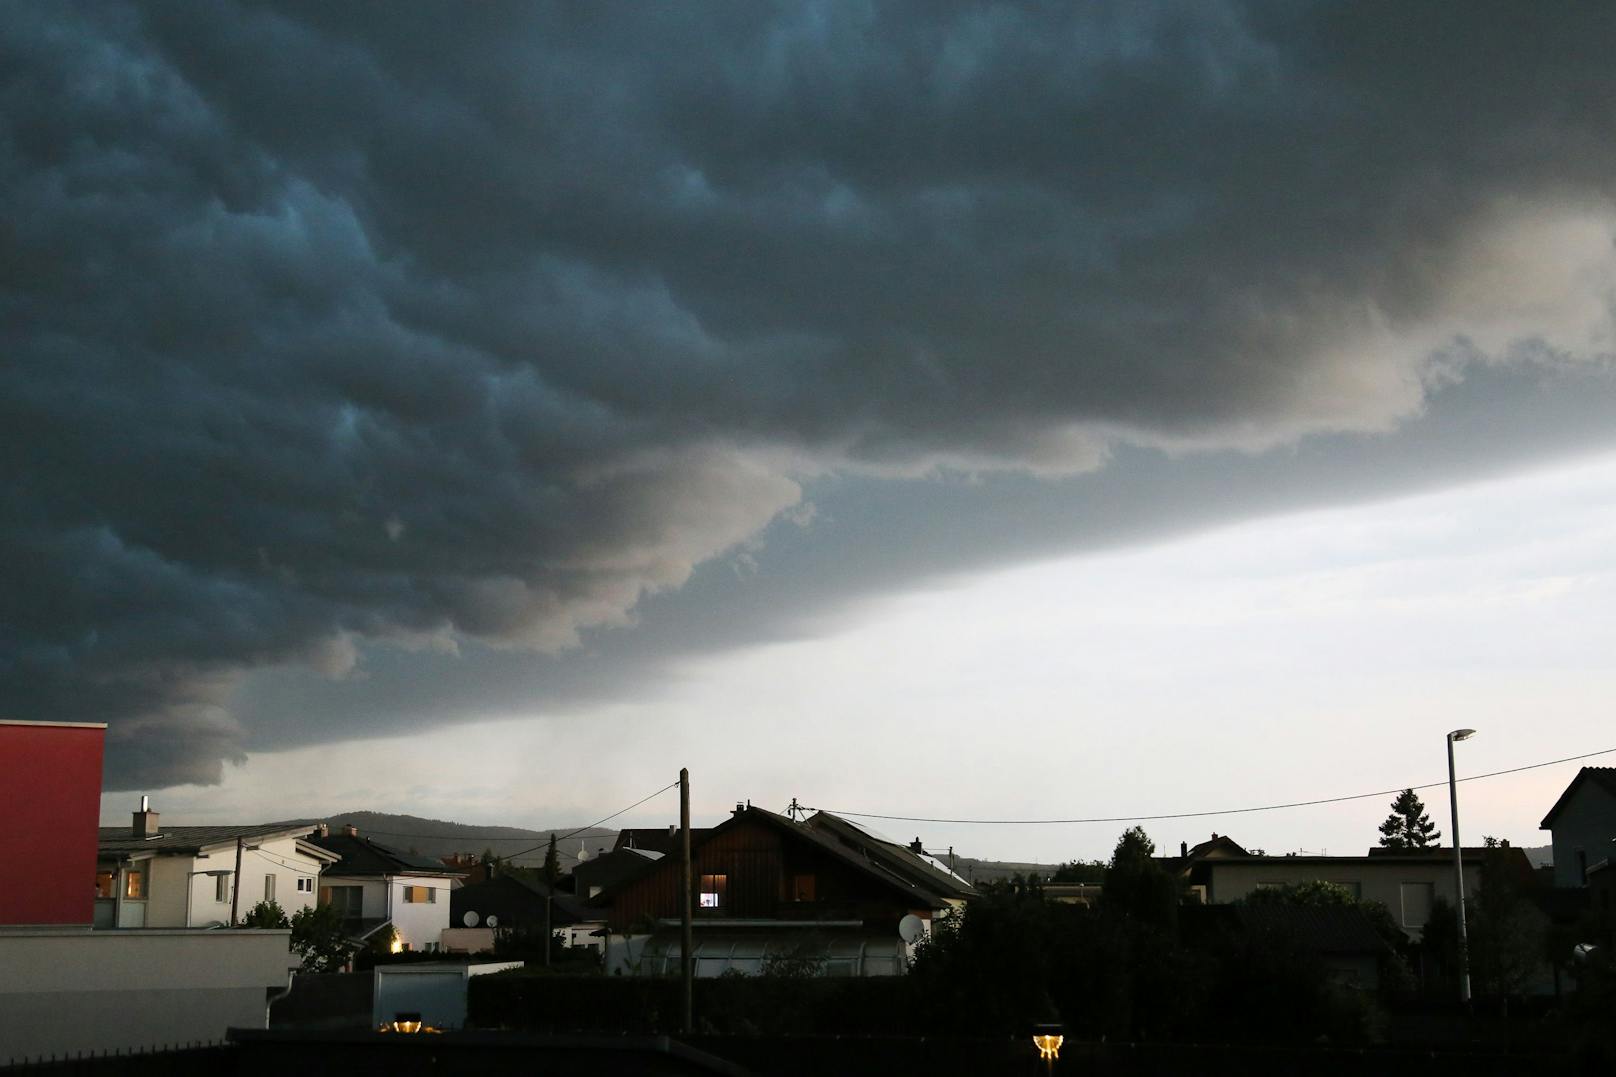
[1540,767,1616,889]
[309,825,465,952]
[96,800,340,929]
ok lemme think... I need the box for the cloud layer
[3,2,1614,785]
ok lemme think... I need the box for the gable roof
[591,806,976,911]
[1540,768,1616,829]
[450,874,595,927]
[310,832,466,878]
[98,820,331,858]
[804,812,976,905]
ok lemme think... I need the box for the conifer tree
[543,833,560,886]
[1377,788,1441,848]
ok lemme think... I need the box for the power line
[495,781,681,862]
[812,745,1616,827]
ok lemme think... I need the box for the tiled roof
[98,821,322,856]
[1541,767,1616,829]
[805,812,976,904]
[450,874,594,928]
[589,806,977,911]
[311,832,466,878]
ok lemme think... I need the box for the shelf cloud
[3,3,1613,786]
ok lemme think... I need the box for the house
[0,719,105,927]
[574,846,664,900]
[0,720,299,1063]
[598,804,974,977]
[1540,767,1616,888]
[450,872,606,952]
[1182,843,1525,939]
[309,825,466,953]
[95,801,340,929]
[1168,833,1253,903]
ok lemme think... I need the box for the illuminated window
[124,869,145,900]
[790,874,816,901]
[403,885,436,903]
[95,871,115,899]
[215,875,230,902]
[699,873,728,909]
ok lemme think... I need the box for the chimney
[1180,841,1188,858]
[315,823,330,838]
[909,837,924,854]
[132,796,160,838]
[344,824,359,837]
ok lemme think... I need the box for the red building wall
[0,721,106,926]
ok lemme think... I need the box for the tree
[238,900,289,928]
[1377,789,1440,849]
[1101,827,1179,929]
[1468,845,1547,1012]
[290,903,356,972]
[543,833,560,886]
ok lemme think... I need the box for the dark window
[790,874,816,901]
[321,885,364,916]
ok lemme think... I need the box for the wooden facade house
[598,805,974,977]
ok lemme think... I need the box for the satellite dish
[898,914,924,944]
[462,910,480,927]
[485,914,499,928]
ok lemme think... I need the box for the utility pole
[680,767,693,1036]
[544,892,552,968]
[230,837,244,926]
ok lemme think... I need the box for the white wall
[1207,859,1479,936]
[129,837,327,928]
[0,928,295,1064]
[387,875,453,951]
[1549,781,1616,888]
[235,836,324,921]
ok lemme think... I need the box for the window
[264,874,276,903]
[403,885,436,903]
[790,874,816,901]
[124,869,145,900]
[215,874,230,903]
[321,885,363,916]
[95,871,115,899]
[699,873,728,909]
[1332,881,1363,900]
[296,877,313,893]
[1400,882,1435,929]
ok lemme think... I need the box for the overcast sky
[3,3,1613,862]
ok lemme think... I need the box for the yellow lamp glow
[389,936,403,954]
[1033,1033,1063,1060]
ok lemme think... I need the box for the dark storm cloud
[3,2,1613,786]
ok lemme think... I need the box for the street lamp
[1447,728,1476,1006]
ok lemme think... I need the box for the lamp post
[1446,728,1476,1006]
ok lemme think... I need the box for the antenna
[786,797,805,822]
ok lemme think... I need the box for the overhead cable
[811,745,1616,826]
